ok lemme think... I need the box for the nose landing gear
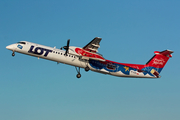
[12,52,15,57]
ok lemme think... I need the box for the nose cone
[6,44,14,50]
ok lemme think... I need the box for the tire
[76,73,81,78]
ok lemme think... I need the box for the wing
[83,37,102,53]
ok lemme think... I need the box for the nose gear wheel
[12,52,15,56]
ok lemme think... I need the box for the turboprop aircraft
[6,37,173,78]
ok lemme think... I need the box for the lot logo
[28,45,52,57]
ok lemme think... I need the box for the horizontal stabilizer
[154,50,173,57]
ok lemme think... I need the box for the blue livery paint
[17,45,23,49]
[89,60,155,76]
[142,67,163,76]
[89,60,133,75]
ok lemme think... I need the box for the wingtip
[95,37,102,39]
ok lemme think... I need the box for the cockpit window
[17,42,26,44]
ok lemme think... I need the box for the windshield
[17,42,26,44]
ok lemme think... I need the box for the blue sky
[0,0,180,120]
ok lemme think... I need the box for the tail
[143,50,173,77]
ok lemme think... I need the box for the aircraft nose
[6,44,14,50]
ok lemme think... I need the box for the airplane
[6,37,173,78]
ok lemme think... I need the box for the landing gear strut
[12,52,15,57]
[75,67,81,78]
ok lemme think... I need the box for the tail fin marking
[144,50,173,74]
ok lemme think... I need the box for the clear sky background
[0,0,180,120]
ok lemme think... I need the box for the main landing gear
[75,67,81,78]
[85,66,90,72]
[75,66,90,78]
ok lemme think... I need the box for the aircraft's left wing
[69,37,105,61]
[83,37,101,53]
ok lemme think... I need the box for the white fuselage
[6,41,155,78]
[7,41,88,68]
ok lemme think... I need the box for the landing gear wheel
[85,66,90,72]
[76,73,81,78]
[12,52,15,57]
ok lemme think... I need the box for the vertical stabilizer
[144,50,173,77]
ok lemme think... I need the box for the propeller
[63,39,70,56]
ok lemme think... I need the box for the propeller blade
[64,39,70,56]
[67,39,70,48]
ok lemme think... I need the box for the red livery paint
[105,50,173,72]
[75,48,105,61]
